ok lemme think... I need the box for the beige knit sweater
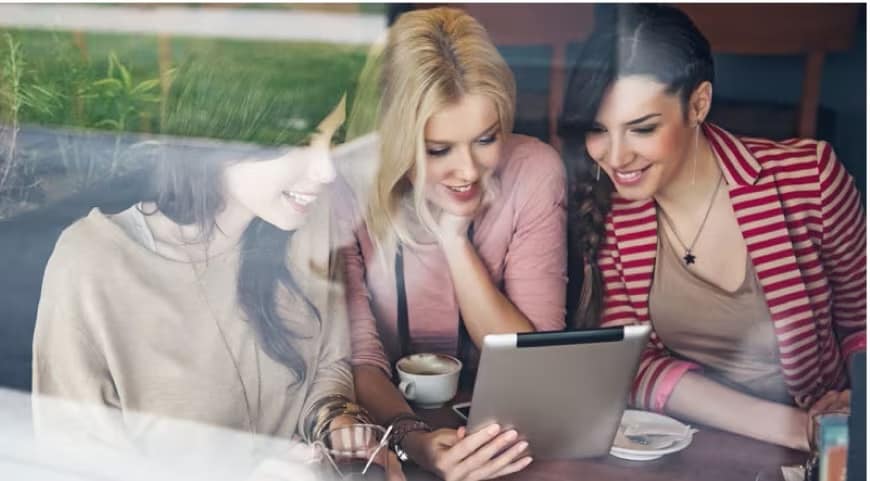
[32,204,352,444]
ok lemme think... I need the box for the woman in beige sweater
[32,60,370,450]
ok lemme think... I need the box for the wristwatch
[386,413,433,462]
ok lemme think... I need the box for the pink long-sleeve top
[337,133,568,376]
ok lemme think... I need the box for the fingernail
[517,441,529,451]
[487,424,501,435]
[504,430,518,441]
[524,456,534,465]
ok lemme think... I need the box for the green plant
[0,33,62,204]
[86,51,161,177]
[0,26,369,218]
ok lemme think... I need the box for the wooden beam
[798,50,825,139]
[677,4,859,55]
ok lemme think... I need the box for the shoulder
[500,134,565,182]
[332,133,380,207]
[47,207,132,280]
[497,135,566,210]
[739,134,829,173]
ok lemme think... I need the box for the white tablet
[466,325,651,459]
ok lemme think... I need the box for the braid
[567,164,613,329]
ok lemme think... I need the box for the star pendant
[683,251,696,265]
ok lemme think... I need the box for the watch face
[392,445,409,462]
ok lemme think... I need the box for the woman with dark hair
[560,4,864,450]
[32,58,372,446]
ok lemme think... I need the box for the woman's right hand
[804,389,852,451]
[402,424,532,481]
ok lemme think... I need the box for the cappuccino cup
[396,353,462,409]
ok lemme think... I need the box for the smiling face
[416,93,502,217]
[585,75,697,201]
[221,97,346,232]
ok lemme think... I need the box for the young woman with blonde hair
[337,7,567,481]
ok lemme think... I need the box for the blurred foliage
[0,28,368,141]
[0,33,62,213]
[0,27,369,217]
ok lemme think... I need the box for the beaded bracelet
[386,413,433,462]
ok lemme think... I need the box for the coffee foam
[398,353,460,376]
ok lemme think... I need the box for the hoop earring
[595,163,601,182]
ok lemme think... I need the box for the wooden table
[406,395,808,481]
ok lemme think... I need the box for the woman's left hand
[434,211,473,250]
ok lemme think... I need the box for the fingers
[809,390,851,416]
[439,424,502,467]
[810,391,840,414]
[463,436,531,481]
[835,390,851,409]
[488,455,534,479]
[455,429,520,478]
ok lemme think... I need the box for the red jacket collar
[702,123,763,186]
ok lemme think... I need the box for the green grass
[92,4,389,14]
[0,28,369,144]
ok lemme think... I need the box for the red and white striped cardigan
[599,123,866,411]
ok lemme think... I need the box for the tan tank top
[649,225,793,405]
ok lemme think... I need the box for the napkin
[623,422,696,438]
[780,465,805,481]
[612,421,697,451]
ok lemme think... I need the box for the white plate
[609,410,694,461]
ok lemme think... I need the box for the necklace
[148,211,262,433]
[658,174,723,266]
[188,258,262,434]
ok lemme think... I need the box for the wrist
[401,430,430,465]
[789,408,812,452]
[306,395,372,443]
[437,233,470,255]
[761,404,809,452]
[386,413,432,462]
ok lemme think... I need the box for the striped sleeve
[817,141,866,360]
[598,216,700,412]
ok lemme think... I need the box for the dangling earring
[595,163,601,182]
[691,123,700,186]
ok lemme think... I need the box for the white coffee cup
[396,353,462,409]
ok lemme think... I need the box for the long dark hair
[145,57,361,383]
[558,4,714,328]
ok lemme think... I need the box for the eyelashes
[427,146,450,157]
[585,124,660,136]
[426,132,499,157]
[631,125,658,135]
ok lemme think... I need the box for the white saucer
[609,410,694,461]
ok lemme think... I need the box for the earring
[691,124,700,186]
[595,163,601,182]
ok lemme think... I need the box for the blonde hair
[365,7,517,265]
